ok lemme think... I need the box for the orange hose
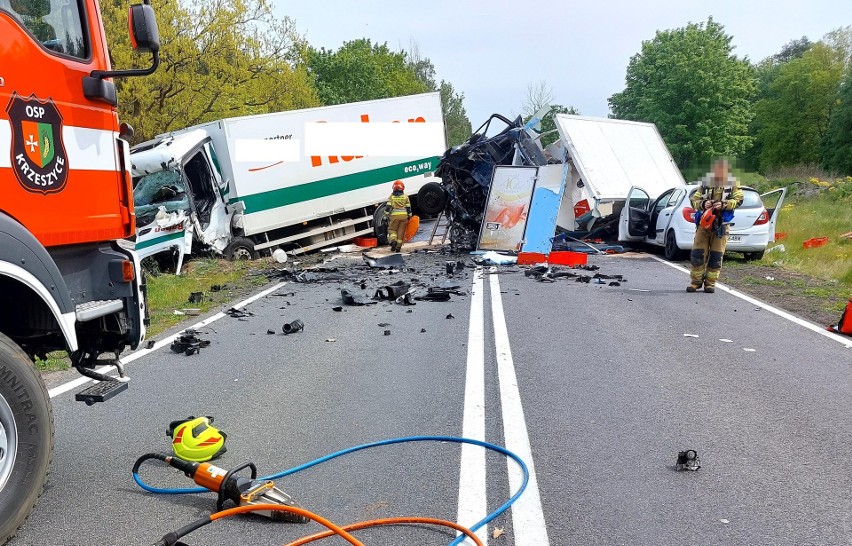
[284,517,485,546]
[209,504,364,546]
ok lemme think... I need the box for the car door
[759,188,787,242]
[618,186,651,241]
[648,189,678,245]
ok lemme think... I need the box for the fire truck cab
[0,0,159,541]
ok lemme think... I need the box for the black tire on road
[224,237,258,261]
[373,205,389,245]
[664,230,687,261]
[0,332,54,545]
[415,182,447,216]
[744,249,765,261]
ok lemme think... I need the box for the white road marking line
[457,268,488,545]
[489,274,551,546]
[48,282,288,399]
[652,256,852,349]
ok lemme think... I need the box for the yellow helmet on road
[167,416,227,462]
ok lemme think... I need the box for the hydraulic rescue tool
[145,454,310,523]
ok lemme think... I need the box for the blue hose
[133,435,528,545]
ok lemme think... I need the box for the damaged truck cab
[130,93,447,272]
[0,0,159,541]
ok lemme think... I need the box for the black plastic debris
[145,340,155,349]
[378,322,390,327]
[415,290,451,302]
[373,281,411,300]
[332,306,343,312]
[446,313,455,319]
[188,292,203,304]
[210,284,224,292]
[384,330,391,336]
[170,330,210,355]
[609,282,621,287]
[225,307,253,318]
[363,252,405,269]
[420,328,427,333]
[675,450,701,471]
[341,288,378,306]
[282,319,304,334]
[266,329,275,335]
[446,261,456,275]
[398,293,417,306]
[456,260,466,270]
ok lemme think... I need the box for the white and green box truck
[130,92,446,271]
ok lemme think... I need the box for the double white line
[457,269,550,545]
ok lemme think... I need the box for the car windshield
[133,170,190,226]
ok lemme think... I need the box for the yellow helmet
[167,416,227,462]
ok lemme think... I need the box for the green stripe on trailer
[233,157,440,214]
[135,230,184,250]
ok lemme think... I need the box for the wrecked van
[430,113,686,251]
[131,93,446,272]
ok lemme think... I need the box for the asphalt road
[11,252,852,546]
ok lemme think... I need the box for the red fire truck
[0,0,159,540]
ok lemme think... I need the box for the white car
[618,184,786,260]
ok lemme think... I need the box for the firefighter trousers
[690,226,728,288]
[388,215,409,247]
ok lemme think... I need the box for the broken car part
[363,252,405,269]
[675,450,701,471]
[341,288,378,306]
[282,320,304,334]
[170,330,211,355]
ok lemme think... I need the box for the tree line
[608,17,852,176]
[102,0,472,146]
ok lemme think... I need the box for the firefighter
[384,180,412,252]
[687,159,744,293]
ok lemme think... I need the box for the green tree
[306,39,429,105]
[102,0,318,143]
[754,42,845,169]
[608,17,757,168]
[440,80,472,147]
[823,66,852,175]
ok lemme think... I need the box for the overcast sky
[276,1,850,126]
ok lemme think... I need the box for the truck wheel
[224,238,257,261]
[416,182,447,216]
[0,333,54,544]
[373,205,389,245]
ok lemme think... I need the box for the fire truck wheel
[224,238,258,261]
[0,333,54,544]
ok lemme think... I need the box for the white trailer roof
[554,115,685,200]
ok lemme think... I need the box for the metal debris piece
[363,252,405,269]
[373,281,411,300]
[225,307,254,318]
[675,450,700,471]
[282,319,304,334]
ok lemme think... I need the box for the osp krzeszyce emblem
[6,92,69,194]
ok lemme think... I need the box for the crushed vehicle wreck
[427,112,688,253]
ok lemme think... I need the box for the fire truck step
[75,380,128,405]
[75,299,123,322]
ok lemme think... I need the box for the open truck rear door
[618,186,652,241]
[760,188,787,242]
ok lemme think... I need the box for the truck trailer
[130,93,446,271]
[0,1,160,541]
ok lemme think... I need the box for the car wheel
[224,237,258,261]
[664,230,686,261]
[0,333,54,544]
[744,250,765,261]
[415,182,447,216]
[373,205,389,245]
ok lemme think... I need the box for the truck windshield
[133,171,190,227]
[0,0,89,59]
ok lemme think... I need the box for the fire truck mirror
[128,3,160,53]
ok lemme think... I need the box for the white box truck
[130,92,446,271]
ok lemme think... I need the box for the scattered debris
[766,244,786,254]
[325,338,336,342]
[446,261,456,275]
[170,329,210,355]
[471,251,517,266]
[332,306,343,312]
[384,330,391,336]
[420,328,426,333]
[720,519,730,525]
[446,313,455,319]
[341,288,378,306]
[683,334,699,338]
[765,276,775,281]
[266,329,275,335]
[803,237,830,249]
[492,527,505,539]
[225,307,254,318]
[210,284,224,292]
[743,348,756,352]
[719,338,733,343]
[282,319,304,334]
[373,281,411,300]
[363,252,405,269]
[145,340,156,349]
[180,308,201,316]
[188,292,203,303]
